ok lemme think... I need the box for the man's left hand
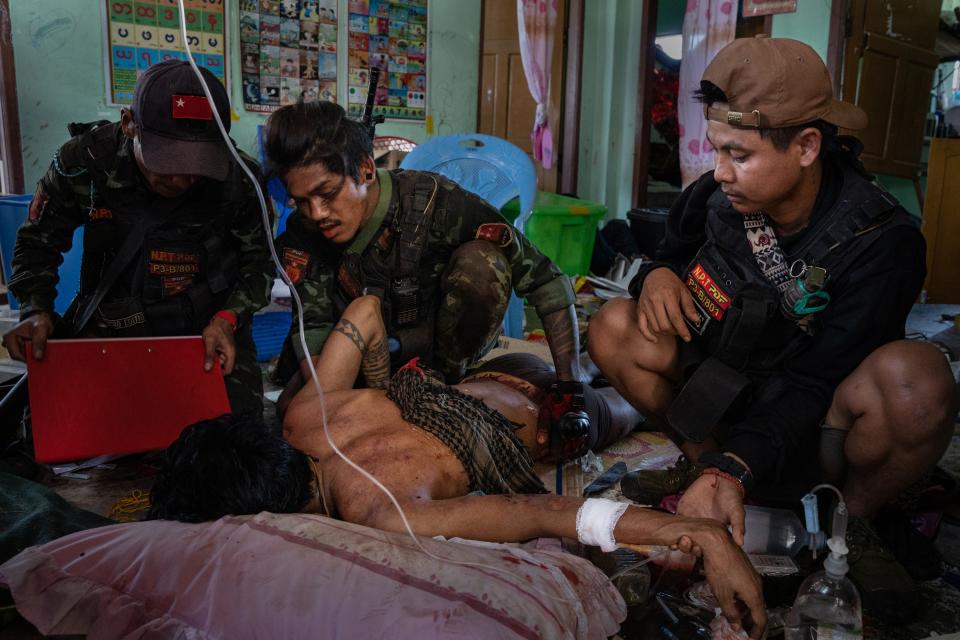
[202,315,237,375]
[677,472,747,545]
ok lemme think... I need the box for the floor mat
[535,430,681,497]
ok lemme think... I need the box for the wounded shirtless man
[149,296,766,638]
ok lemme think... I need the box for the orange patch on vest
[282,248,310,284]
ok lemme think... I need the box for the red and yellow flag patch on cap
[171,95,213,120]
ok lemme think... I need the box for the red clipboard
[26,336,231,463]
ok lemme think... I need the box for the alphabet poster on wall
[239,0,339,112]
[346,0,427,121]
[105,0,227,106]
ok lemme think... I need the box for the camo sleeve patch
[475,222,514,248]
[282,247,310,285]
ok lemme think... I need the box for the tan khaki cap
[702,35,867,130]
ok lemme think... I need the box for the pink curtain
[678,0,737,188]
[517,0,557,169]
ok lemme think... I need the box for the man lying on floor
[148,295,766,638]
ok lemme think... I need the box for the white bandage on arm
[575,498,631,552]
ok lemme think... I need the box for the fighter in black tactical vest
[2,61,274,416]
[264,101,594,459]
[589,37,956,621]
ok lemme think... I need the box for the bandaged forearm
[576,498,630,552]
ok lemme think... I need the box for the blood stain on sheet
[560,566,580,585]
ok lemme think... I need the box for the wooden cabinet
[921,138,960,303]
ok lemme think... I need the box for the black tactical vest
[685,163,912,374]
[59,122,246,337]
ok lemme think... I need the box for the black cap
[131,60,232,181]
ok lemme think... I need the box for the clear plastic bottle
[742,505,826,557]
[784,568,863,639]
[784,487,863,639]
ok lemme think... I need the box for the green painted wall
[9,0,481,191]
[577,0,643,220]
[770,0,832,58]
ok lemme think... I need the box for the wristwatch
[698,451,754,493]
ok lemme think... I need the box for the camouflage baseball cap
[131,60,232,181]
[702,35,867,131]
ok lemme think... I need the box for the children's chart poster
[239,0,339,112]
[346,0,427,121]
[105,0,227,106]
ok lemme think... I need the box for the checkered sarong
[386,366,547,496]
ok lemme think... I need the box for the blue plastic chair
[400,134,537,337]
[0,194,82,314]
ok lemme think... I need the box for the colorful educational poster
[105,0,227,106]
[347,0,427,121]
[239,0,338,112]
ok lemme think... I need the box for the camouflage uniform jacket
[10,121,274,335]
[278,168,574,359]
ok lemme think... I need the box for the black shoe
[620,456,704,506]
[846,515,920,625]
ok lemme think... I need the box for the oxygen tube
[173,1,638,604]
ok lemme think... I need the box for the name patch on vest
[685,262,730,322]
[162,275,194,297]
[99,310,146,330]
[149,262,200,275]
[282,248,310,284]
[476,223,514,247]
[150,250,200,264]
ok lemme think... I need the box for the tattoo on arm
[362,337,391,389]
[334,317,367,355]
[541,305,582,382]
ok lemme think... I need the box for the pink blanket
[1,512,626,639]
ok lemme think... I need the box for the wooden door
[478,0,563,192]
[921,138,960,303]
[841,0,940,178]
[0,0,23,195]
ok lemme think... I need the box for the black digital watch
[698,451,754,494]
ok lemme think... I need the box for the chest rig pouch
[388,173,439,326]
[333,172,441,366]
[385,174,440,364]
[669,229,780,442]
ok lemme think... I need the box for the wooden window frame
[559,0,584,195]
[0,0,24,194]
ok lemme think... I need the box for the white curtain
[517,0,558,169]
[678,0,737,188]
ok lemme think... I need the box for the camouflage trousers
[431,240,511,382]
